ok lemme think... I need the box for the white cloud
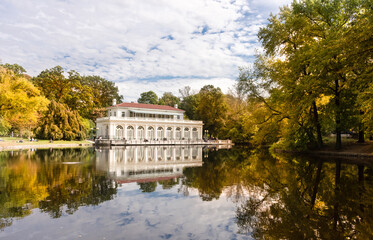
[0,0,291,101]
[1,182,251,239]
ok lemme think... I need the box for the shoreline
[0,142,94,151]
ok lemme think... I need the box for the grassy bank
[0,137,93,151]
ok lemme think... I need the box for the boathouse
[96,100,203,141]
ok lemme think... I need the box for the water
[0,146,372,239]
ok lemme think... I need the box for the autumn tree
[32,66,95,118]
[35,101,87,140]
[80,75,123,109]
[239,0,371,149]
[0,67,49,136]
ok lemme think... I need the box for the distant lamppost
[204,129,209,139]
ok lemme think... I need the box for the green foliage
[35,101,87,140]
[179,94,198,120]
[137,91,159,104]
[158,92,180,107]
[0,63,26,76]
[32,66,93,118]
[138,182,157,192]
[238,0,372,149]
[33,67,123,119]
[80,75,123,108]
[195,85,228,138]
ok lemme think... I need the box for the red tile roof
[110,102,184,112]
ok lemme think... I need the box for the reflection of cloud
[0,0,291,101]
[1,183,252,239]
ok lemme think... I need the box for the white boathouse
[96,101,204,142]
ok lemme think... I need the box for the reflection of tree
[0,149,117,228]
[182,148,251,201]
[236,152,373,239]
[138,182,157,193]
[158,179,179,190]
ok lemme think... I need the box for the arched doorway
[127,126,134,140]
[115,125,124,139]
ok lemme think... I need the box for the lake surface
[0,146,372,239]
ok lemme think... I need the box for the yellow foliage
[0,67,49,134]
[315,94,331,106]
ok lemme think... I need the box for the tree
[239,0,371,150]
[137,91,158,104]
[0,67,49,136]
[138,182,157,192]
[32,66,71,102]
[195,85,228,138]
[179,86,198,120]
[158,92,180,107]
[80,75,123,109]
[32,66,95,118]
[35,101,87,140]
[0,63,26,76]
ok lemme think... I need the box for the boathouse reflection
[95,146,203,183]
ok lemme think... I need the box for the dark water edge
[0,146,372,239]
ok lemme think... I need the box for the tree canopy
[137,91,159,104]
[0,67,49,136]
[35,101,87,140]
[238,0,373,149]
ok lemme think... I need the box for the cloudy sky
[0,0,291,102]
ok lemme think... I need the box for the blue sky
[0,0,291,101]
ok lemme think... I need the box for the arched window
[175,127,181,140]
[127,126,134,140]
[157,127,164,139]
[184,127,190,139]
[192,128,198,140]
[147,147,155,162]
[115,125,124,139]
[148,127,155,140]
[166,127,172,140]
[137,126,145,140]
[137,146,145,162]
[157,146,164,161]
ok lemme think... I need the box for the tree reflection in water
[0,148,117,228]
[181,147,373,239]
[0,146,373,239]
[234,151,373,239]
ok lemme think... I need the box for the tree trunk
[311,160,323,209]
[312,101,323,148]
[358,165,365,215]
[333,159,341,232]
[358,111,365,143]
[335,80,342,150]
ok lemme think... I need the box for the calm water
[0,146,373,239]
